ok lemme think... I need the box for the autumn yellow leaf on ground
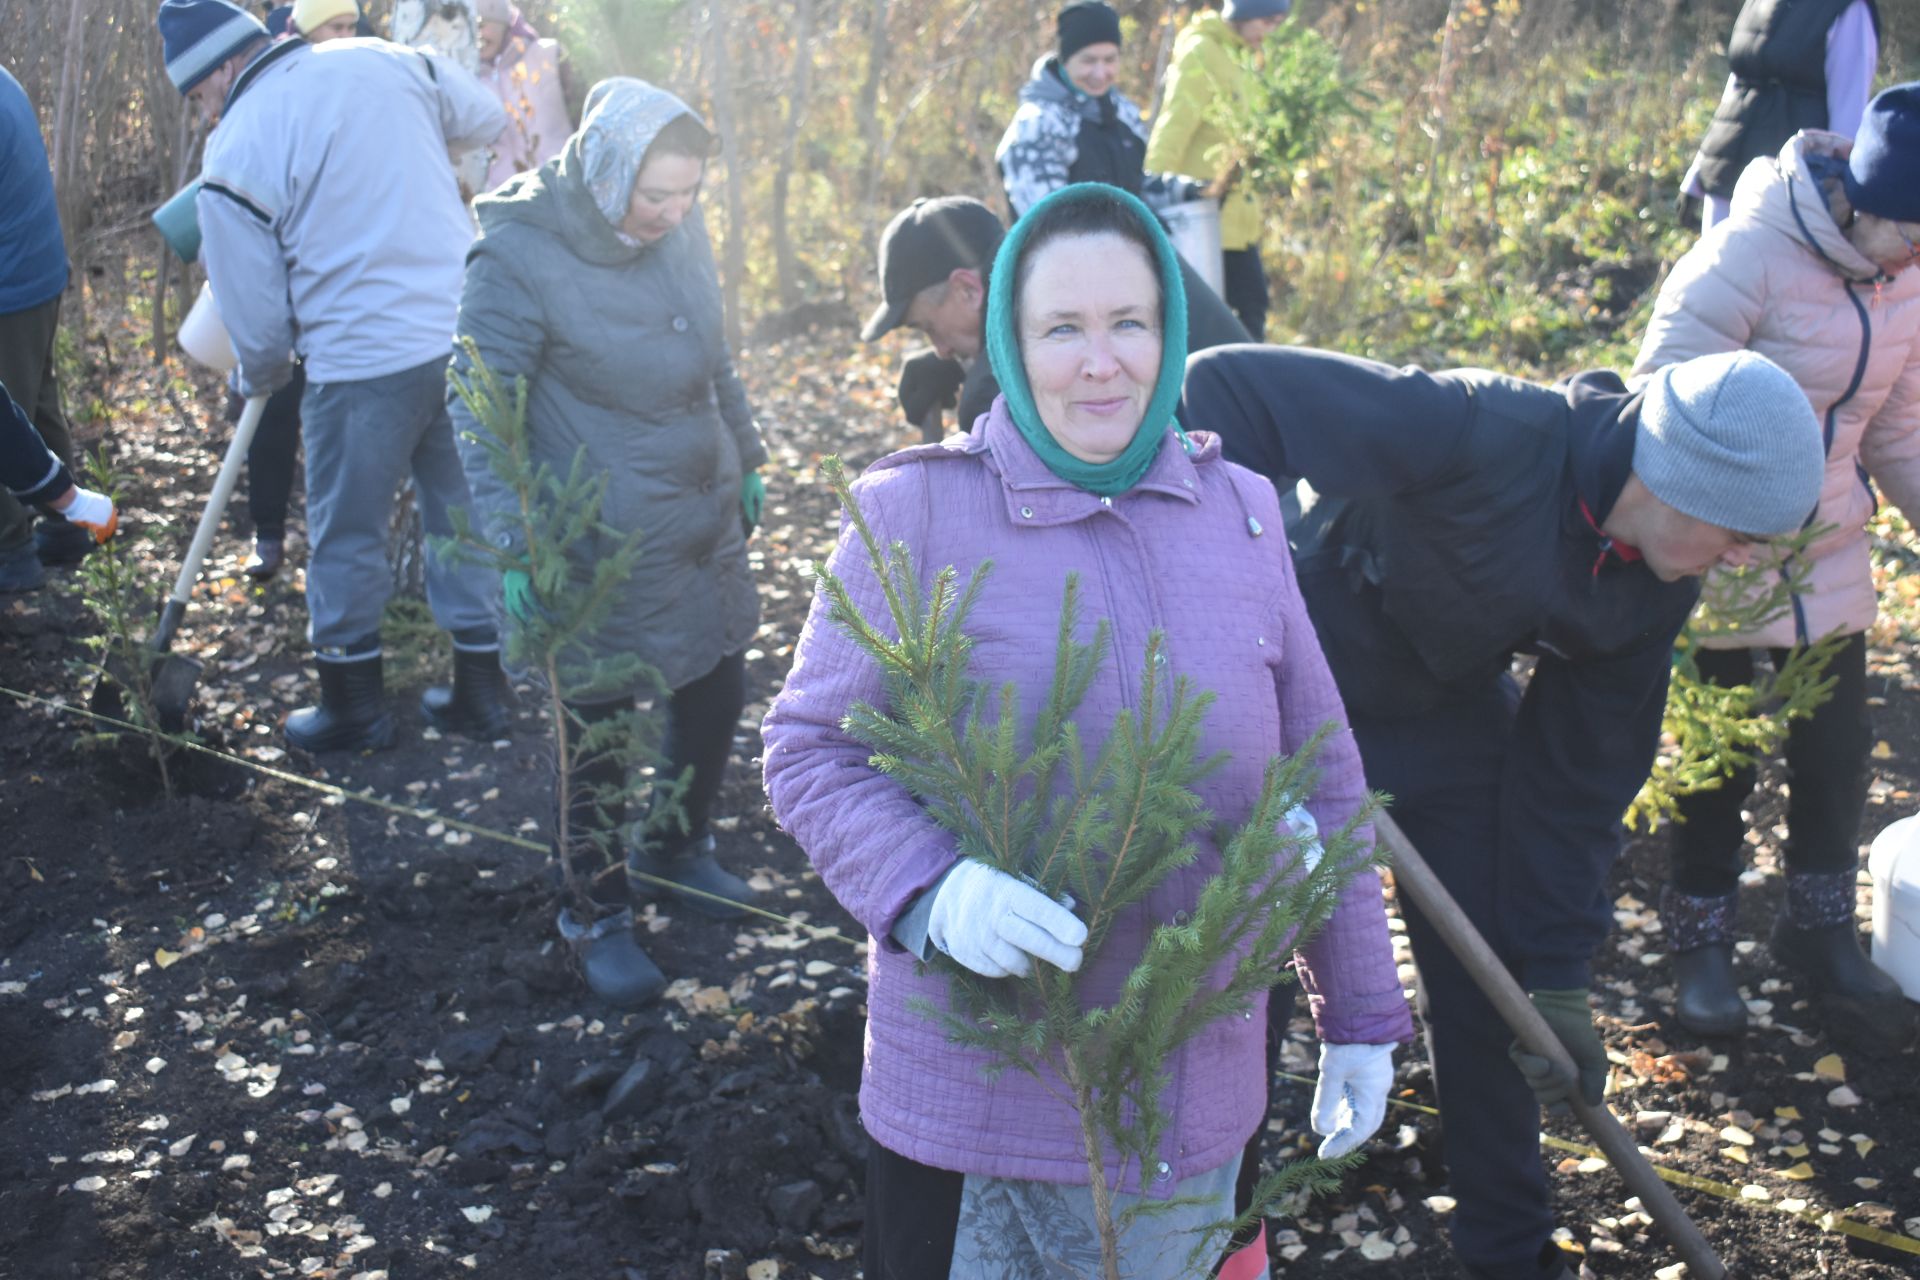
[1813,1053,1846,1082]
[154,948,181,969]
[1779,1162,1816,1181]
[1872,740,1894,760]
[1774,1105,1802,1120]
[1722,1146,1750,1164]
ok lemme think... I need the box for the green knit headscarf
[985,183,1190,496]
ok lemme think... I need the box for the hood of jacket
[1732,130,1885,284]
[1019,54,1107,124]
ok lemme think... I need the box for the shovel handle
[164,395,269,630]
[1373,811,1729,1280]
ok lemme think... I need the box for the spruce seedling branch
[812,455,1382,1278]
[1629,526,1846,831]
[446,341,685,921]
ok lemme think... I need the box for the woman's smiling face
[1017,231,1163,464]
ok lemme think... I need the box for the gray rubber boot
[557,906,666,1009]
[1663,886,1744,1037]
[627,832,754,919]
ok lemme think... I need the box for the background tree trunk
[705,0,747,351]
[771,0,818,311]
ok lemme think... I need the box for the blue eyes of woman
[1043,318,1149,339]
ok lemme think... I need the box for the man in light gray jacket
[157,0,509,752]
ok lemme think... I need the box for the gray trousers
[950,1152,1264,1280]
[300,356,495,653]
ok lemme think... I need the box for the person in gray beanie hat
[1635,349,1823,539]
[1180,342,1823,1280]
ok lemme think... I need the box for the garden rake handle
[1373,811,1729,1280]
[153,394,267,655]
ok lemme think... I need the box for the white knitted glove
[58,486,118,543]
[1285,804,1323,873]
[1311,1041,1395,1159]
[927,860,1088,979]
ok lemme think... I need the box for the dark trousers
[1671,632,1870,896]
[1352,677,1560,1280]
[226,365,306,540]
[560,649,748,863]
[0,295,75,551]
[1222,246,1270,343]
[864,1140,963,1278]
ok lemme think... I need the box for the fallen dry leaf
[1813,1053,1846,1082]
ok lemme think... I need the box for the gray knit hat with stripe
[1635,350,1823,537]
[158,0,268,95]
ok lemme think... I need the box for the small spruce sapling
[71,451,177,801]
[811,456,1385,1279]
[1628,527,1846,830]
[445,341,686,922]
[1204,23,1364,207]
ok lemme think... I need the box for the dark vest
[1067,95,1146,198]
[1694,0,1876,200]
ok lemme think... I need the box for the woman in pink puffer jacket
[1633,83,1920,1047]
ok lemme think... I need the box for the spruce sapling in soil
[71,452,177,802]
[1628,526,1846,830]
[811,456,1383,1279]
[445,342,686,923]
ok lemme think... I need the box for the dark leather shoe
[0,541,45,593]
[1772,918,1916,1050]
[627,833,753,919]
[1672,944,1746,1037]
[244,537,284,580]
[34,514,96,566]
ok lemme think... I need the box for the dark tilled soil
[3,333,1917,1280]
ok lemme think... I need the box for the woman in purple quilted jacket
[763,183,1412,1279]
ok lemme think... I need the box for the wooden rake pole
[1373,811,1730,1280]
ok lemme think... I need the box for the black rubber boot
[1672,944,1745,1037]
[627,832,754,919]
[1771,917,1916,1050]
[35,512,97,566]
[420,640,511,738]
[286,654,397,753]
[556,905,666,1008]
[1662,886,1745,1036]
[0,541,45,593]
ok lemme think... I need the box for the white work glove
[927,860,1088,979]
[1310,1041,1395,1159]
[55,486,118,544]
[1284,804,1322,873]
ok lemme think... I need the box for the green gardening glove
[501,567,538,623]
[740,469,765,533]
[1508,987,1608,1114]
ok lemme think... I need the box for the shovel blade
[150,654,203,733]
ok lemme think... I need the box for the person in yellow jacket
[1145,0,1290,339]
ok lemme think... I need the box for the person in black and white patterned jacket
[994,1,1201,218]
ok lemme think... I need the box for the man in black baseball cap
[862,196,1006,442]
[865,191,1252,441]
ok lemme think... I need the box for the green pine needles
[1209,22,1364,206]
[445,341,685,918]
[1628,527,1846,831]
[72,452,179,801]
[812,456,1383,1278]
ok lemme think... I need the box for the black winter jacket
[1181,345,1700,988]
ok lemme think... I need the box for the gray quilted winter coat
[450,109,766,694]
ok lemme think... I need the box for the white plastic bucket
[178,282,237,373]
[1868,813,1920,1001]
[1163,197,1226,301]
